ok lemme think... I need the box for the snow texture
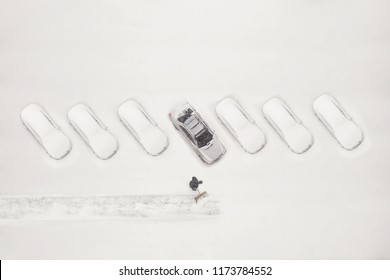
[1,0,390,259]
[0,195,219,222]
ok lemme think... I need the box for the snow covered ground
[0,195,219,220]
[0,0,390,259]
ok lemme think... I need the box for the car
[170,102,226,164]
[21,104,72,160]
[216,97,267,154]
[118,99,169,156]
[68,103,119,160]
[263,97,314,154]
[313,94,364,150]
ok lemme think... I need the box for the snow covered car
[21,103,72,160]
[118,99,169,156]
[216,97,267,154]
[68,103,119,160]
[263,97,314,154]
[169,102,226,164]
[313,94,364,150]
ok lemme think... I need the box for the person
[189,176,208,203]
[189,176,203,192]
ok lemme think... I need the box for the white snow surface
[0,195,219,221]
[1,0,390,259]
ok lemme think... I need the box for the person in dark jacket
[189,176,207,203]
[189,176,203,192]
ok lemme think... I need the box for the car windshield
[177,108,193,123]
[195,129,213,148]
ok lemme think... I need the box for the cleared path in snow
[0,195,219,221]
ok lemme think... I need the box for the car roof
[183,114,205,137]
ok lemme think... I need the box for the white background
[0,0,389,259]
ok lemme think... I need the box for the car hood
[199,138,226,164]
